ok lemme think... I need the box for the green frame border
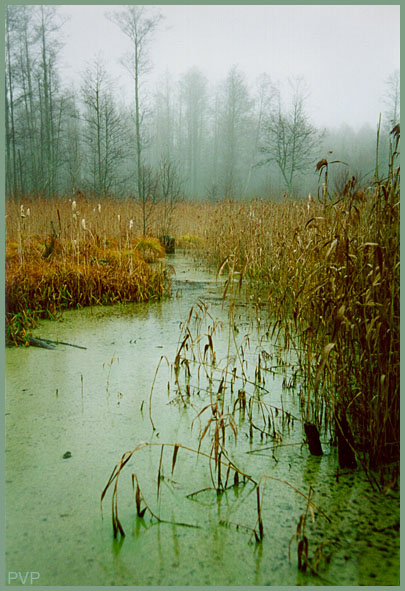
[0,2,401,591]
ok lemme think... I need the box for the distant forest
[5,5,400,200]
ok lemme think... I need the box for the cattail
[98,203,101,213]
[20,204,25,218]
[129,219,134,230]
[117,214,121,223]
[26,208,30,217]
[81,218,86,230]
[72,200,77,212]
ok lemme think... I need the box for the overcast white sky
[58,4,400,130]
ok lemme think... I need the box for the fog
[58,4,400,129]
[5,4,400,199]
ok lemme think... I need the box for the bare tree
[80,57,123,196]
[152,70,176,164]
[108,6,162,208]
[382,70,400,178]
[383,69,400,130]
[138,164,160,235]
[244,73,276,194]
[179,68,208,197]
[158,158,183,236]
[5,5,68,196]
[5,6,19,196]
[260,79,320,194]
[35,5,67,195]
[63,94,82,193]
[218,66,252,198]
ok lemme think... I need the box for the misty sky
[58,4,400,130]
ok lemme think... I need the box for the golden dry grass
[5,194,170,345]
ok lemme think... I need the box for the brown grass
[5,194,170,345]
[175,174,400,472]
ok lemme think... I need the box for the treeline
[5,5,400,201]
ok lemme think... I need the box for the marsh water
[5,254,399,586]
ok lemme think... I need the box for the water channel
[5,254,400,586]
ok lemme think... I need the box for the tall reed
[193,167,399,471]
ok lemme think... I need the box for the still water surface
[5,255,399,586]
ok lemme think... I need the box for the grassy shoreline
[5,196,171,345]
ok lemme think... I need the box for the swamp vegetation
[5,143,400,584]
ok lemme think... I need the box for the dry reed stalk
[166,161,399,473]
[101,440,256,538]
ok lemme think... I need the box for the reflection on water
[5,254,399,586]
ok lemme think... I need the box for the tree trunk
[6,17,18,197]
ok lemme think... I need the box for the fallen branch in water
[28,336,87,350]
